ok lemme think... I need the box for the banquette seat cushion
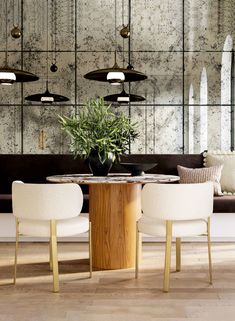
[213,196,235,213]
[0,194,12,212]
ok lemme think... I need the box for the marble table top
[46,173,180,184]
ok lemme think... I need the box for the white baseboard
[1,213,235,242]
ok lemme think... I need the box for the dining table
[47,173,179,270]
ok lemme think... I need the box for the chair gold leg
[207,217,213,285]
[135,222,139,279]
[50,220,59,293]
[176,237,181,272]
[49,238,53,271]
[14,218,19,285]
[89,221,92,278]
[163,220,172,293]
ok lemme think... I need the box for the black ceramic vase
[87,149,114,176]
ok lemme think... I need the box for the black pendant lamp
[25,0,69,103]
[84,0,147,84]
[104,0,146,103]
[25,81,69,103]
[0,66,39,85]
[104,87,145,104]
[0,0,39,85]
[84,50,147,84]
[84,59,147,84]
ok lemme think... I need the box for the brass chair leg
[207,217,213,284]
[89,221,92,278]
[135,222,139,279]
[163,220,172,292]
[49,238,53,271]
[14,218,19,285]
[50,220,59,293]
[176,237,181,272]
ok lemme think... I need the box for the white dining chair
[12,181,92,293]
[135,182,214,292]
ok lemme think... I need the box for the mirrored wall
[0,0,234,154]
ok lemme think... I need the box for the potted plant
[59,97,139,176]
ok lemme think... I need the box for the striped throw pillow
[177,165,223,196]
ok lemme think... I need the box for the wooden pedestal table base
[89,183,141,270]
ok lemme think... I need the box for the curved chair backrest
[12,181,83,220]
[141,182,214,221]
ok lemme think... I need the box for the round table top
[46,173,180,184]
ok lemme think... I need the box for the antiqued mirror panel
[0,0,234,154]
[23,105,75,154]
[184,0,235,51]
[0,106,21,154]
[130,105,183,154]
[132,0,183,51]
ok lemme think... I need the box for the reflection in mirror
[186,33,234,153]
[199,67,208,153]
[188,84,194,154]
[221,35,232,151]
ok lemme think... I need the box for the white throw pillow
[203,151,235,195]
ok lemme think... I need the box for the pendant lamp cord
[128,0,131,66]
[54,0,57,64]
[51,0,53,63]
[114,0,117,52]
[122,0,125,68]
[12,0,20,28]
[13,0,15,27]
[18,0,20,27]
[122,0,124,26]
[5,0,8,66]
[51,0,57,64]
[46,0,49,88]
[128,0,131,153]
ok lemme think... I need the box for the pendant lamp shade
[0,66,39,84]
[84,46,147,84]
[84,65,147,83]
[104,89,146,104]
[25,88,69,103]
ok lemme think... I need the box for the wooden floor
[1,242,235,321]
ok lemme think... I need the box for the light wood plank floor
[1,242,235,321]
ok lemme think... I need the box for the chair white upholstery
[19,216,89,237]
[12,181,92,293]
[136,182,214,292]
[12,181,84,221]
[138,217,207,237]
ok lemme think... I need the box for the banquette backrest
[0,154,204,194]
[1,153,234,214]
